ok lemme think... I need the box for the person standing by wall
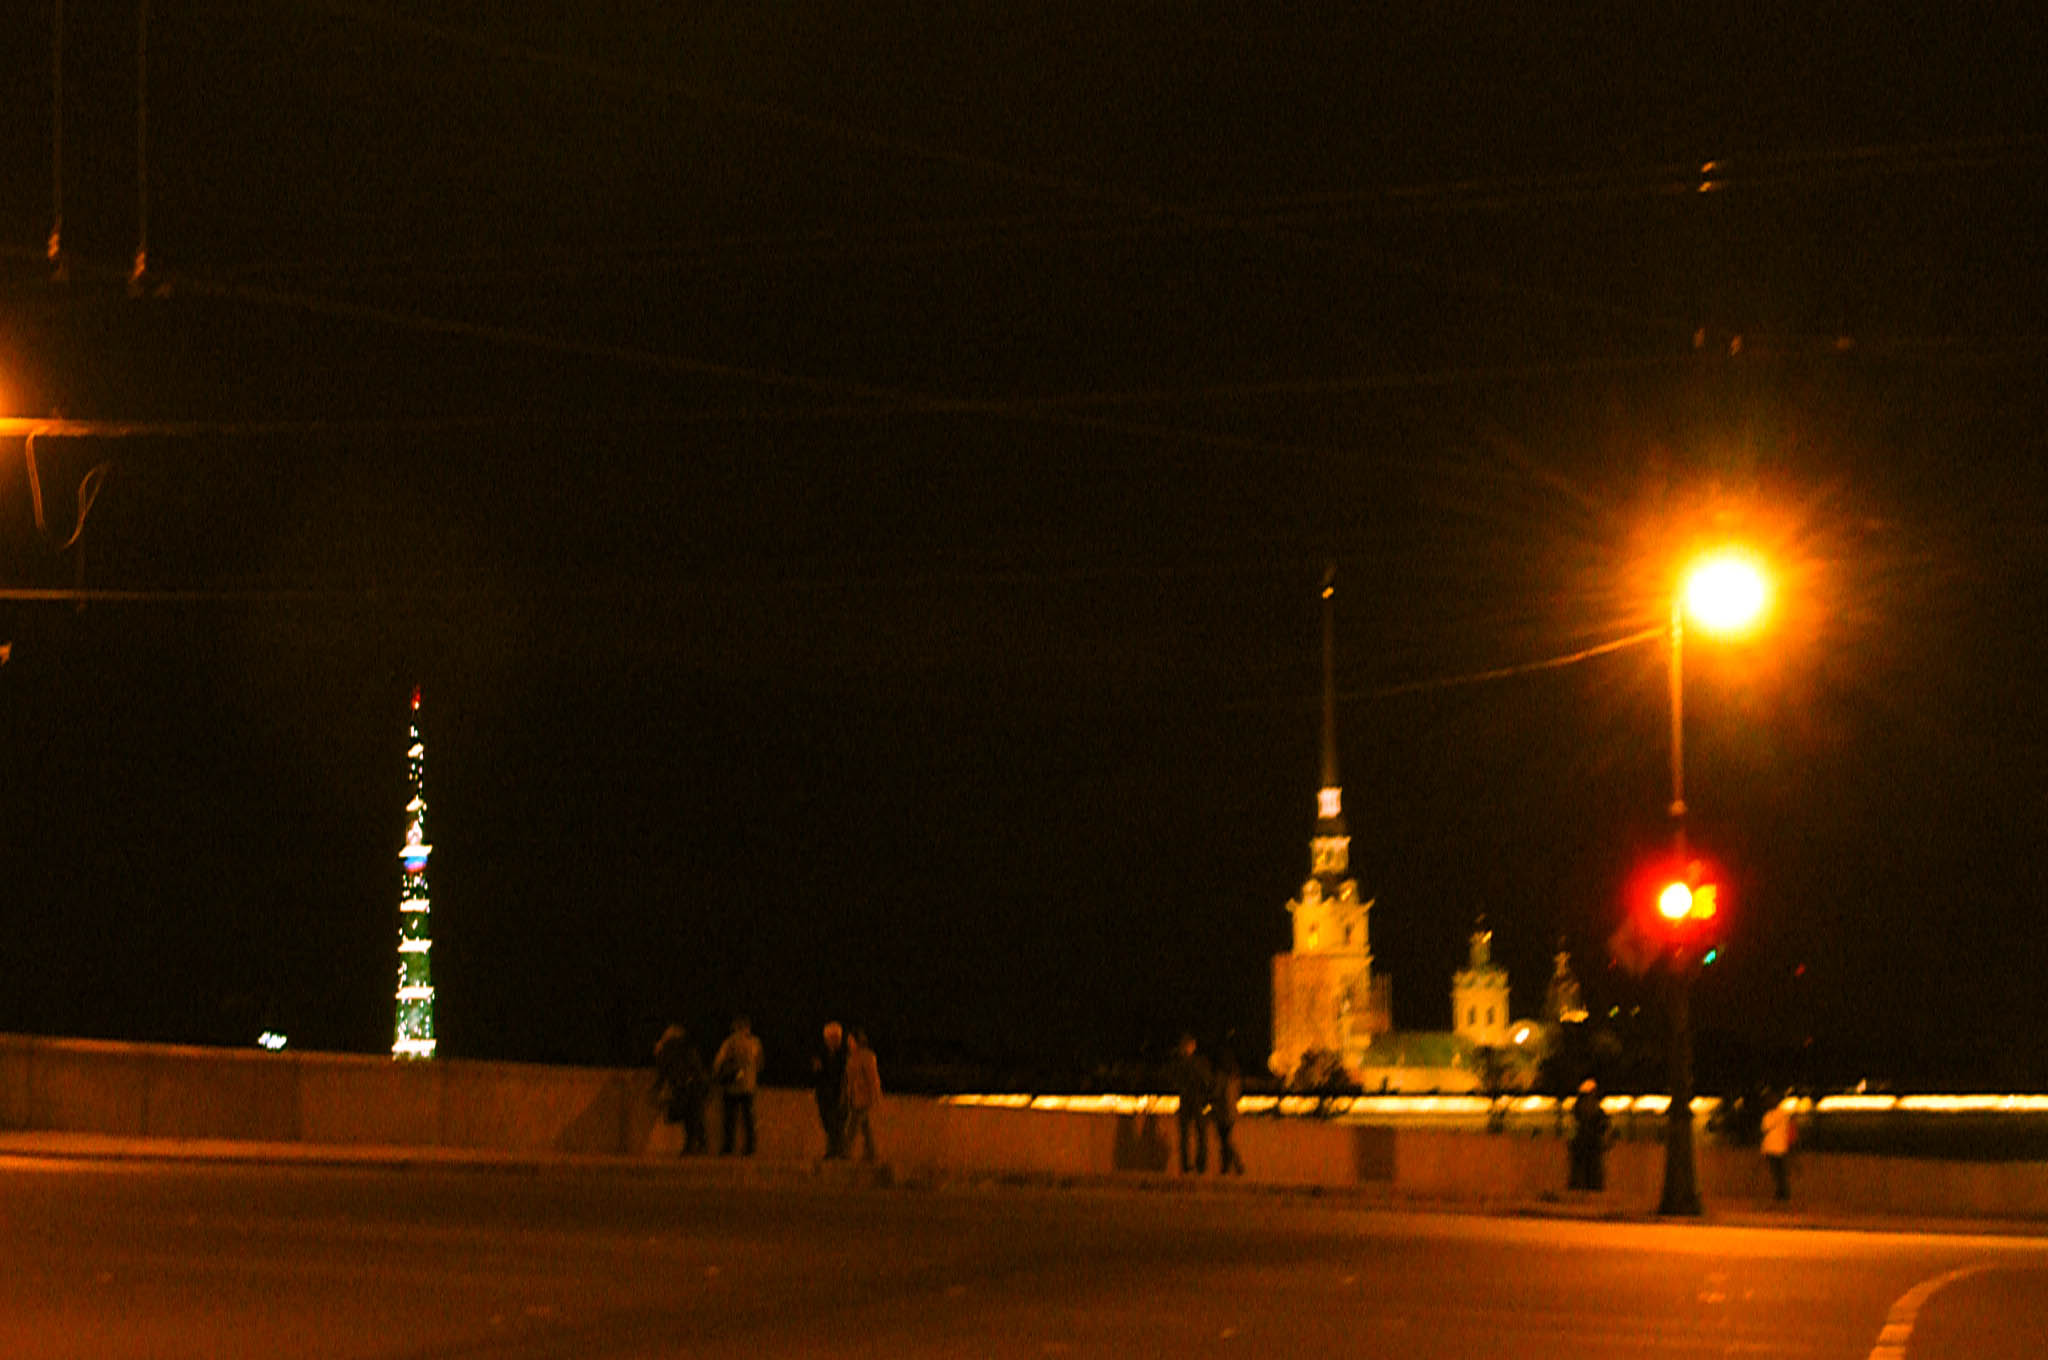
[842,1027,883,1164]
[1760,1092,1798,1202]
[712,1016,763,1156]
[652,1024,711,1155]
[1568,1077,1609,1191]
[812,1021,849,1159]
[1212,1047,1245,1176]
[1166,1034,1213,1175]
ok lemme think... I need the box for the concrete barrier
[141,1044,300,1141]
[0,1035,299,1142]
[3,1034,2043,1220]
[437,1060,638,1155]
[1,1035,153,1136]
[298,1052,439,1145]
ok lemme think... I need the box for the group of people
[652,1015,883,1162]
[810,1021,883,1162]
[1569,1076,1799,1201]
[653,1015,764,1156]
[1164,1034,1246,1175]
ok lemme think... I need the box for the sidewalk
[6,1130,2044,1239]
[0,1130,877,1184]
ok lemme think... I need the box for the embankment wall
[4,1034,2042,1218]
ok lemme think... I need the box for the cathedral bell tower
[1270,566,1390,1083]
[1451,920,1512,1050]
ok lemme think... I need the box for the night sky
[3,4,2045,1090]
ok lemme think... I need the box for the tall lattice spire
[391,685,437,1059]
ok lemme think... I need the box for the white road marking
[1866,1264,1995,1360]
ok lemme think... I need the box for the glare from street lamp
[1682,554,1769,635]
[1658,881,1695,921]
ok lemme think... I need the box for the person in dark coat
[1569,1077,1610,1190]
[1211,1048,1246,1176]
[653,1024,711,1155]
[812,1021,850,1159]
[1166,1034,1214,1175]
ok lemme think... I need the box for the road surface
[2,1153,2044,1358]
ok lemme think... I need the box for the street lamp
[1659,550,1768,1217]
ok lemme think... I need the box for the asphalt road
[2,1156,2044,1359]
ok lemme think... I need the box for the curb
[6,1132,2045,1238]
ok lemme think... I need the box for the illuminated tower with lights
[1270,566,1390,1083]
[391,686,437,1059]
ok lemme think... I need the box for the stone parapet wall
[4,1033,2044,1220]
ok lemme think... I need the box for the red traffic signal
[1611,852,1729,976]
[1651,857,1728,972]
[1656,877,1719,926]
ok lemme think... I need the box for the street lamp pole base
[1658,958,1703,1217]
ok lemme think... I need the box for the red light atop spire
[411,685,421,711]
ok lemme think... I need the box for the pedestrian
[1212,1048,1246,1176]
[1568,1077,1609,1191]
[812,1021,849,1159]
[842,1027,883,1163]
[652,1023,711,1155]
[1761,1092,1798,1202]
[1166,1034,1213,1175]
[711,1015,763,1156]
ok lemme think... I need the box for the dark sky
[3,4,2046,1088]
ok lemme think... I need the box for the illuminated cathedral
[1268,569,1559,1092]
[1268,568,1390,1081]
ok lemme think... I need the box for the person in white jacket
[1761,1095,1798,1202]
[712,1016,764,1156]
[842,1029,883,1164]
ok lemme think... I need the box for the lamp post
[1659,552,1767,1218]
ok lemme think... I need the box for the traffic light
[1612,853,1731,975]
[1656,876,1719,926]
[1652,859,1725,965]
